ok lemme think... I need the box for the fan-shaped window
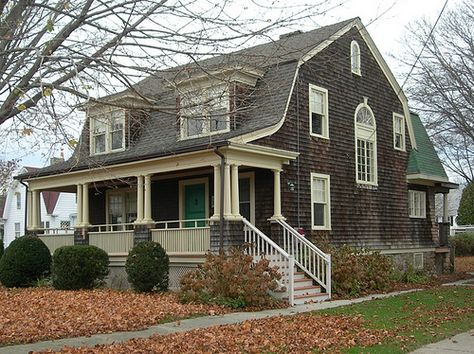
[355,99,377,185]
[351,40,361,75]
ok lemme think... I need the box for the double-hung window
[90,109,125,154]
[408,190,426,218]
[309,84,329,138]
[14,223,20,238]
[311,173,331,230]
[16,192,21,209]
[393,113,405,151]
[355,100,377,185]
[180,85,229,139]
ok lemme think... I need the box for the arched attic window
[355,98,377,185]
[351,40,361,75]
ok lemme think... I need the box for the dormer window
[351,40,361,76]
[90,109,125,155]
[179,85,229,139]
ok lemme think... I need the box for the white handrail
[154,218,210,229]
[242,218,294,306]
[275,219,331,298]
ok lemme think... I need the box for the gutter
[213,147,225,251]
[19,180,29,235]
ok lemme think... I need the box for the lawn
[36,286,474,353]
[0,288,228,345]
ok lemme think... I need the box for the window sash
[16,193,21,209]
[351,41,361,74]
[309,85,328,137]
[14,223,20,237]
[311,174,330,229]
[91,110,125,154]
[393,115,405,150]
[409,190,426,218]
[357,139,375,183]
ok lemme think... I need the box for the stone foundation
[133,225,151,245]
[384,249,452,276]
[74,229,89,245]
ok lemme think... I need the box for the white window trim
[179,85,230,140]
[310,172,331,230]
[15,192,21,210]
[89,109,126,156]
[408,190,426,218]
[354,101,378,186]
[14,222,21,238]
[351,40,361,76]
[238,171,255,224]
[105,188,137,225]
[178,177,209,220]
[308,83,329,139]
[393,113,406,151]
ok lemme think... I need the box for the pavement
[0,281,473,353]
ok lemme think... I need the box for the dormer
[173,65,264,140]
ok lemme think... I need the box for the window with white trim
[90,109,125,155]
[355,100,377,185]
[180,85,229,139]
[309,84,329,138]
[14,222,20,238]
[107,189,137,226]
[351,40,361,75]
[311,173,331,230]
[408,190,426,218]
[393,113,405,151]
[16,192,21,209]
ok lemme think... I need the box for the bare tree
[0,159,18,195]
[402,1,474,183]
[0,0,337,154]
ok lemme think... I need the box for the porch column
[136,175,144,223]
[26,190,33,230]
[223,163,232,217]
[82,183,90,226]
[31,189,40,229]
[231,164,241,218]
[143,174,153,223]
[212,164,221,219]
[271,169,284,220]
[76,184,83,227]
[443,192,449,223]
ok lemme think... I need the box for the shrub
[52,245,109,290]
[0,238,4,259]
[328,245,393,297]
[450,233,474,256]
[0,236,51,287]
[391,265,429,284]
[180,247,281,308]
[457,182,474,225]
[126,241,169,292]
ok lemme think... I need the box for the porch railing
[242,218,295,306]
[89,223,135,232]
[37,227,75,235]
[89,230,134,254]
[275,219,331,297]
[151,219,210,254]
[38,234,74,254]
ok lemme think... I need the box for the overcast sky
[3,0,460,167]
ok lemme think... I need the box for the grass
[319,286,474,353]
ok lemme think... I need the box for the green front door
[184,183,205,227]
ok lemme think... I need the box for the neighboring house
[17,18,457,304]
[3,167,77,247]
[436,186,464,235]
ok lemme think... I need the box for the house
[17,18,457,304]
[3,166,77,247]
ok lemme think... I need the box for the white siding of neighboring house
[2,181,77,247]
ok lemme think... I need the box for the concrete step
[293,292,328,305]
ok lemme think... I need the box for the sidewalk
[0,289,419,354]
[411,329,474,353]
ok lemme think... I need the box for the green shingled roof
[407,112,448,180]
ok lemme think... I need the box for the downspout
[295,72,301,227]
[213,147,225,251]
[19,180,29,235]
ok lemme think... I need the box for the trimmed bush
[0,238,4,259]
[126,241,169,292]
[457,182,474,225]
[450,233,474,256]
[180,247,281,308]
[327,245,393,297]
[52,245,109,290]
[0,236,51,287]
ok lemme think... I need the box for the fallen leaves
[0,288,228,345]
[38,314,393,354]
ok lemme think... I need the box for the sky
[1,0,460,168]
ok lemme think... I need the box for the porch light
[287,181,296,192]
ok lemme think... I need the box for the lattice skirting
[168,264,199,290]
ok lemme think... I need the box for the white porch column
[443,192,449,223]
[223,163,232,217]
[31,189,40,229]
[212,164,221,219]
[136,175,144,223]
[26,190,33,230]
[76,184,83,227]
[82,183,90,226]
[271,169,284,220]
[231,164,240,218]
[143,174,153,223]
